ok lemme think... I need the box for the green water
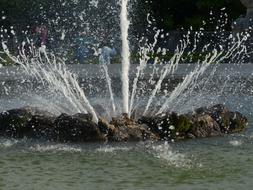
[0,123,253,190]
[0,91,252,189]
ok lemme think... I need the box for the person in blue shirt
[99,43,117,65]
[74,31,94,64]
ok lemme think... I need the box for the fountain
[0,2,253,189]
[0,0,250,142]
[120,0,131,116]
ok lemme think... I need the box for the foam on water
[0,139,19,148]
[229,140,243,147]
[145,142,194,168]
[96,145,131,153]
[29,144,82,153]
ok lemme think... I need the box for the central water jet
[120,0,131,115]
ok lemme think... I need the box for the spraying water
[120,0,131,115]
[0,1,251,123]
[129,29,161,117]
[100,65,116,115]
[2,42,99,123]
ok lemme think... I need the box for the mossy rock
[227,112,248,133]
[170,113,193,132]
[139,112,194,140]
[191,115,222,138]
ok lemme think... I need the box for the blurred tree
[0,0,246,37]
[150,0,245,31]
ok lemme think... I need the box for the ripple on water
[29,144,82,153]
[96,145,132,153]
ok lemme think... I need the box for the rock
[195,104,230,132]
[0,107,55,140]
[0,107,40,138]
[191,115,222,138]
[107,114,159,142]
[26,114,56,140]
[226,111,248,133]
[140,104,248,141]
[0,107,106,142]
[98,118,116,140]
[53,113,106,142]
[0,105,248,143]
[139,112,194,140]
[195,104,248,133]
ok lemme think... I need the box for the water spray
[120,0,131,116]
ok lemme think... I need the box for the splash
[0,1,251,123]
[100,64,116,115]
[30,144,82,153]
[129,29,161,116]
[2,42,99,123]
[147,142,193,168]
[96,145,131,153]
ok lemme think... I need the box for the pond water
[0,122,252,190]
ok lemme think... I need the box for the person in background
[39,25,48,52]
[99,42,117,65]
[34,25,48,52]
[74,31,94,64]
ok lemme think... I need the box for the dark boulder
[139,112,195,140]
[195,104,248,133]
[0,104,248,143]
[139,104,248,141]
[0,107,106,142]
[0,107,41,138]
[26,114,56,140]
[190,115,222,138]
[99,113,159,142]
[54,113,105,142]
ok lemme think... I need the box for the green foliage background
[149,0,245,30]
[0,0,246,32]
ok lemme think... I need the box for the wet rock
[139,112,194,140]
[195,104,248,133]
[54,113,105,142]
[0,107,53,138]
[191,115,222,138]
[228,111,248,133]
[26,114,56,140]
[0,107,44,138]
[0,107,105,142]
[195,104,230,132]
[139,104,248,141]
[0,105,248,143]
[98,118,116,140]
[103,114,159,142]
